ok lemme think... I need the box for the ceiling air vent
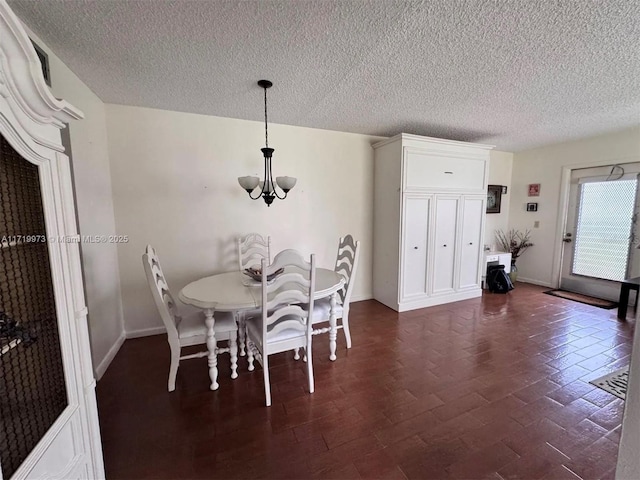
[30,40,51,87]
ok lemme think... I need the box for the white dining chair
[143,245,238,392]
[237,233,271,272]
[236,233,271,355]
[245,249,316,407]
[309,234,360,352]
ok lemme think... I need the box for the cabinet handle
[414,246,418,250]
[443,244,447,247]
[469,242,473,245]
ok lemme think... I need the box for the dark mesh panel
[0,134,67,478]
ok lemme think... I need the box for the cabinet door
[432,197,459,293]
[404,149,487,192]
[459,196,485,289]
[401,196,429,299]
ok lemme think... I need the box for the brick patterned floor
[97,283,635,479]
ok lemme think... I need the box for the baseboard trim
[126,325,166,339]
[94,332,125,381]
[351,293,373,303]
[397,288,482,312]
[517,277,554,288]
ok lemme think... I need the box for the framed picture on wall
[487,185,502,214]
[528,183,541,196]
[526,202,538,212]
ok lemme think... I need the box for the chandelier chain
[263,85,268,148]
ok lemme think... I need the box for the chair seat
[178,310,237,339]
[245,314,306,349]
[310,298,344,324]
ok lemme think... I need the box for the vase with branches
[495,229,534,282]
[495,229,534,262]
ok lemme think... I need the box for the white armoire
[373,134,494,312]
[0,1,104,479]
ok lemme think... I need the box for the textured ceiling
[8,0,640,151]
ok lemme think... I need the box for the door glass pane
[572,179,637,281]
[0,134,68,478]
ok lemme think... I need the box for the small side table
[483,251,512,289]
[618,277,640,320]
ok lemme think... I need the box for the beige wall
[510,126,640,287]
[22,28,125,379]
[485,150,514,248]
[105,104,379,335]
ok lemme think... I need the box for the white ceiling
[8,0,640,151]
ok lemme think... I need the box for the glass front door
[561,164,640,299]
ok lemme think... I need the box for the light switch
[534,221,540,228]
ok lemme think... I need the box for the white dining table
[178,268,345,391]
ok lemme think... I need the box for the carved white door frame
[0,0,104,478]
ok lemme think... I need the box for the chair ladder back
[335,235,361,305]
[142,245,180,341]
[238,233,271,271]
[261,250,316,341]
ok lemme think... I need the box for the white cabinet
[404,148,487,191]
[373,134,494,312]
[402,196,430,298]
[432,196,458,294]
[459,197,485,289]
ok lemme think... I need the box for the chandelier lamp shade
[238,80,296,206]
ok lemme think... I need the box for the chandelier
[238,80,296,206]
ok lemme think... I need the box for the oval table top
[179,269,344,311]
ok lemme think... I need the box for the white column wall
[616,307,640,479]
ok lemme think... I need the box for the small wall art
[528,183,540,196]
[526,202,538,212]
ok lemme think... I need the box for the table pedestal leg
[329,293,337,361]
[204,308,219,390]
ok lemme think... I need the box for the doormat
[543,289,618,309]
[589,367,628,400]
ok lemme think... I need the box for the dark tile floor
[97,283,635,479]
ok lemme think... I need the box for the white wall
[510,126,640,287]
[105,104,379,335]
[484,150,514,248]
[616,306,640,479]
[21,27,125,379]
